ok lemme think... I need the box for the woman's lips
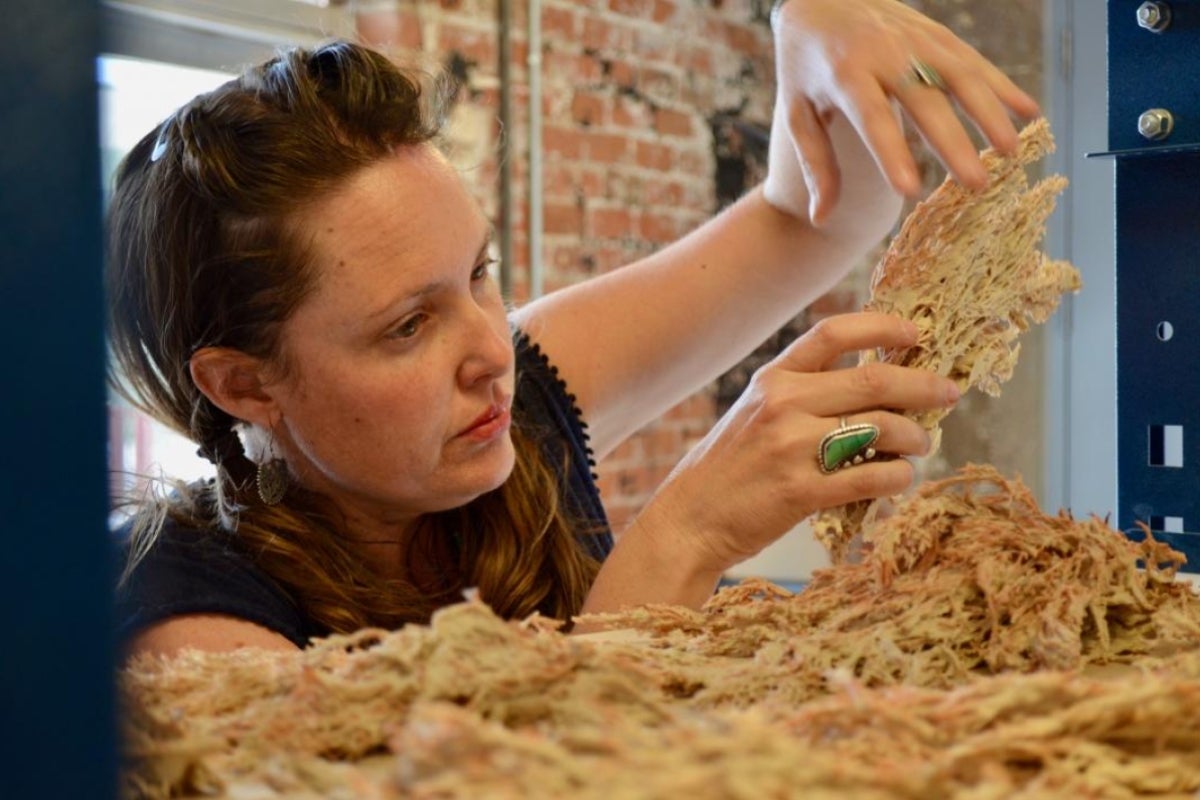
[459,403,512,441]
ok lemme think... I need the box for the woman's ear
[189,347,279,428]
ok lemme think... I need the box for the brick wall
[355,0,1046,535]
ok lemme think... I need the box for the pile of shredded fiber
[122,467,1200,799]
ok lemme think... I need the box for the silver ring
[818,416,880,474]
[902,57,947,91]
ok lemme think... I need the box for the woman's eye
[389,314,426,340]
[471,258,497,282]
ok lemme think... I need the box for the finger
[942,66,1021,155]
[830,76,921,197]
[775,312,919,373]
[924,21,1041,122]
[815,410,933,461]
[797,362,960,418]
[785,96,841,225]
[933,42,1034,155]
[811,456,918,506]
[893,76,989,189]
[968,52,1040,120]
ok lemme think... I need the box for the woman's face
[268,146,515,531]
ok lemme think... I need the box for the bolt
[1137,1,1171,32]
[1138,108,1175,141]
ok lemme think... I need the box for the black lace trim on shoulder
[513,329,600,482]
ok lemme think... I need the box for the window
[100,55,232,499]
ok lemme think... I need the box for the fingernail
[945,381,961,405]
[897,165,920,196]
[809,193,825,227]
[800,165,822,226]
[902,320,920,341]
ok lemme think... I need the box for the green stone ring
[818,417,880,474]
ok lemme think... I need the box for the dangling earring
[256,433,288,506]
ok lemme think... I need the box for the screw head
[1137,1,1171,32]
[1138,108,1175,141]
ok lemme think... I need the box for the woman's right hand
[632,312,960,581]
[767,0,1040,226]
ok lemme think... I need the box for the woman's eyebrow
[478,226,496,259]
[365,229,496,322]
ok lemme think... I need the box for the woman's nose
[458,304,513,387]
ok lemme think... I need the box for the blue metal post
[0,3,116,798]
[1105,0,1200,568]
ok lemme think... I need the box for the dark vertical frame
[1107,0,1200,562]
[0,2,116,798]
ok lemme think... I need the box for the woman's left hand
[767,0,1041,225]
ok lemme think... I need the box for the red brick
[543,126,584,159]
[638,211,677,244]
[585,132,630,163]
[591,244,632,273]
[652,0,677,23]
[541,5,578,38]
[635,140,674,170]
[438,23,497,68]
[543,163,579,197]
[608,60,637,89]
[570,91,606,126]
[602,436,644,466]
[594,471,620,498]
[585,16,636,51]
[551,243,584,271]
[582,17,614,50]
[681,45,713,74]
[510,40,529,71]
[511,235,530,269]
[665,392,716,421]
[725,20,765,56]
[654,107,693,137]
[642,426,683,460]
[543,202,584,235]
[642,178,684,205]
[590,207,633,239]
[542,51,605,84]
[614,464,661,497]
[356,9,423,50]
[579,168,606,196]
[609,0,652,14]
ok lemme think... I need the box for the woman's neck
[323,498,424,581]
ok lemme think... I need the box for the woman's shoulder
[511,327,613,560]
[512,326,593,463]
[114,512,316,648]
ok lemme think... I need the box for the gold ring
[902,57,947,91]
[818,416,880,474]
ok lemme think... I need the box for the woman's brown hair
[106,41,599,634]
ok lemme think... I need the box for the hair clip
[150,118,172,162]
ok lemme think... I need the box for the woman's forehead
[305,150,485,274]
[289,150,489,320]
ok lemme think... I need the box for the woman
[110,0,1039,655]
